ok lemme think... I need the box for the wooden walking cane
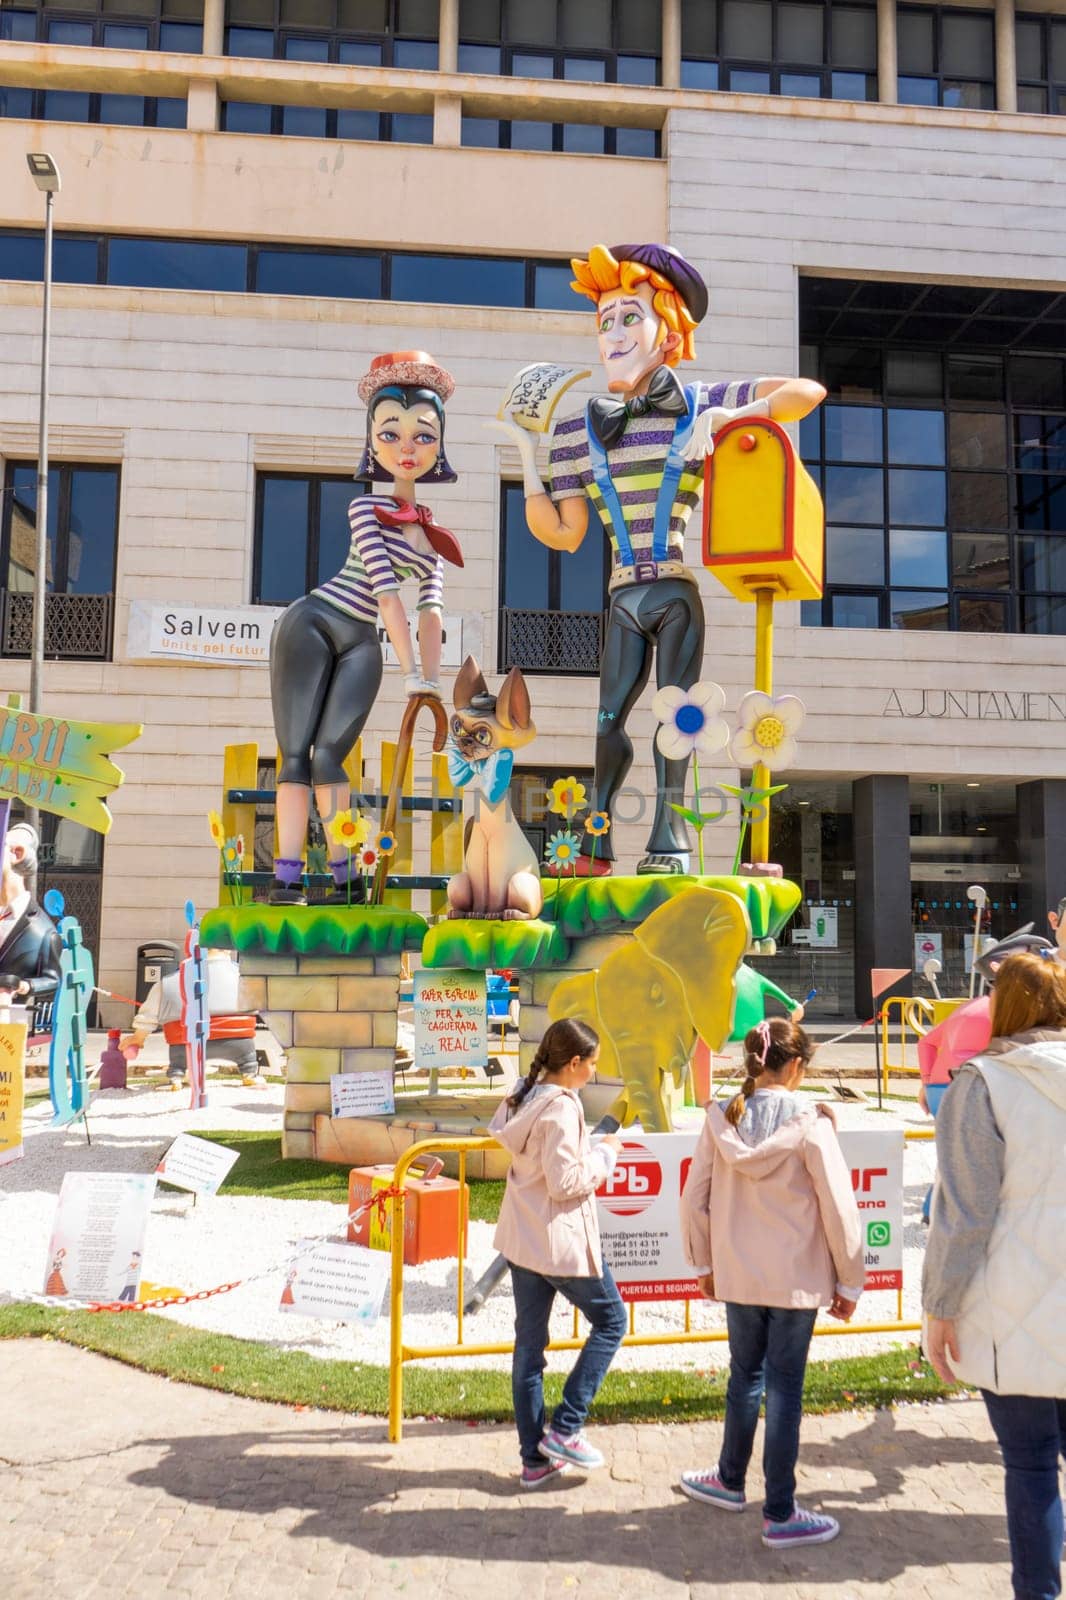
[369,693,449,907]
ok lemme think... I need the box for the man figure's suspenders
[586,384,700,583]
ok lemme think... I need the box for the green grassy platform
[200,903,428,957]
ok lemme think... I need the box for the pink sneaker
[520,1459,571,1490]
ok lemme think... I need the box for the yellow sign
[0,705,142,834]
[0,1018,28,1167]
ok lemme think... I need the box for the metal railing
[879,995,934,1088]
[387,1130,935,1442]
[499,607,604,676]
[1,590,113,660]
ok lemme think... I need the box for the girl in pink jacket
[490,1019,626,1489]
[678,1018,864,1549]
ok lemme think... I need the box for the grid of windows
[680,0,877,101]
[896,6,994,108]
[0,230,584,310]
[223,0,436,138]
[498,482,608,674]
[1015,13,1066,115]
[800,278,1066,635]
[0,0,198,124]
[458,0,660,154]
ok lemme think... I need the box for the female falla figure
[268,350,463,904]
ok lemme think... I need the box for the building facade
[3,0,1066,1017]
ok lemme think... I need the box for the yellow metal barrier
[387,1128,937,1443]
[879,994,934,1090]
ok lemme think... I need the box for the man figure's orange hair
[570,243,700,365]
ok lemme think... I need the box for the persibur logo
[597,1140,663,1218]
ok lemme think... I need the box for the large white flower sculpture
[730,691,805,772]
[652,681,730,761]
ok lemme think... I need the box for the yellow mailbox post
[702,417,825,863]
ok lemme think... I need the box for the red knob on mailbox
[738,433,758,452]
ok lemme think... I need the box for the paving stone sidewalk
[0,1342,1012,1600]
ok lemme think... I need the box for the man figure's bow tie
[588,365,688,450]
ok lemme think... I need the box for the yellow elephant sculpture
[548,885,750,1131]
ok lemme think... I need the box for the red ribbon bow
[375,502,464,569]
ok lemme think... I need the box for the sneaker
[679,1470,746,1512]
[540,1427,605,1470]
[762,1506,840,1549]
[241,1075,266,1089]
[520,1459,571,1490]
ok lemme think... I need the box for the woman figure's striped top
[313,493,444,625]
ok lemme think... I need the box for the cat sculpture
[446,656,542,921]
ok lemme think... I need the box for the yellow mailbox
[702,416,824,602]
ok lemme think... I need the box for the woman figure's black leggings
[270,593,383,787]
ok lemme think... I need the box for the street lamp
[25,152,60,843]
[25,152,60,724]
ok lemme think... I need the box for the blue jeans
[982,1390,1066,1600]
[921,1081,948,1222]
[718,1302,818,1522]
[508,1261,627,1467]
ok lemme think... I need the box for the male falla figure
[504,243,825,874]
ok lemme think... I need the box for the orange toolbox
[347,1157,469,1265]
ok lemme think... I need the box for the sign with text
[497,362,591,434]
[807,907,838,949]
[155,1133,240,1197]
[914,932,944,972]
[413,969,487,1073]
[278,1241,390,1325]
[43,1172,154,1302]
[128,600,283,666]
[596,1125,903,1301]
[0,1017,27,1167]
[377,614,464,670]
[0,705,141,834]
[842,1128,904,1291]
[330,1070,395,1119]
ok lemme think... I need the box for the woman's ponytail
[506,1017,599,1110]
[724,1016,814,1126]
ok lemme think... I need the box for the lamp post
[25,152,60,719]
[25,151,61,841]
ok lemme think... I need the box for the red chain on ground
[82,1184,408,1314]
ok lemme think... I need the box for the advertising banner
[0,1017,27,1168]
[595,1126,904,1301]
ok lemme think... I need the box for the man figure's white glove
[690,396,772,459]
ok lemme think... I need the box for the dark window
[222,0,436,138]
[800,274,1066,636]
[458,0,660,153]
[1016,12,1066,115]
[680,0,876,101]
[1,461,119,660]
[897,6,994,109]
[0,229,577,311]
[498,482,609,674]
[0,0,200,124]
[253,471,358,605]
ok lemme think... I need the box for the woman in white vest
[923,950,1066,1600]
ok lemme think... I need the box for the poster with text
[914,931,944,972]
[596,1127,904,1301]
[413,970,487,1072]
[156,1133,240,1197]
[43,1172,154,1302]
[330,1070,395,1119]
[278,1242,390,1325]
[0,1018,27,1167]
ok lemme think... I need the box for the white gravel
[1,1077,936,1372]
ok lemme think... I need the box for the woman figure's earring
[435,453,444,476]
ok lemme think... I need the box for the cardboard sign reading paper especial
[413,970,487,1071]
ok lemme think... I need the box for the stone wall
[238,950,401,1159]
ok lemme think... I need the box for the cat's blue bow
[446,741,514,807]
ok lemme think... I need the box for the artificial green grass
[197,1129,505,1222]
[200,903,427,957]
[0,1302,954,1420]
[544,873,802,942]
[421,917,570,971]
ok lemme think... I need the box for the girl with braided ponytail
[677,1017,864,1550]
[490,1019,626,1489]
